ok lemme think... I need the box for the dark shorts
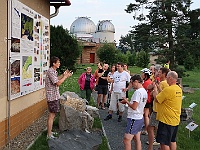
[125,118,144,135]
[47,100,60,113]
[156,121,179,146]
[94,85,98,91]
[144,103,152,108]
[97,85,108,95]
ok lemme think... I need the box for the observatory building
[70,17,115,64]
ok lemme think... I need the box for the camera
[119,99,123,102]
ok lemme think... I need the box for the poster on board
[10,0,49,100]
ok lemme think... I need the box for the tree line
[119,0,200,70]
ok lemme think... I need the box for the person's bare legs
[124,133,134,150]
[47,112,55,136]
[144,108,150,133]
[102,94,107,108]
[97,94,102,107]
[170,142,177,150]
[134,132,142,150]
[160,144,170,150]
[147,126,155,150]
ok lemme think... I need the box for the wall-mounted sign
[10,0,49,100]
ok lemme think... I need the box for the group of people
[45,56,182,150]
[121,65,182,150]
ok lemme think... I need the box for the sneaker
[141,130,148,135]
[146,139,160,146]
[52,132,59,137]
[101,106,106,110]
[47,134,56,140]
[153,141,160,146]
[85,129,90,133]
[118,116,122,122]
[104,115,112,121]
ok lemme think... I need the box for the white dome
[96,20,115,33]
[70,17,96,34]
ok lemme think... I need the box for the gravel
[3,110,48,150]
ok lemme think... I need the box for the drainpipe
[7,0,12,148]
[50,6,60,19]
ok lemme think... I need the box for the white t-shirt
[127,88,148,119]
[113,71,130,93]
[108,72,114,79]
[108,72,114,91]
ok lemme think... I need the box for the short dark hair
[131,74,143,83]
[160,67,169,77]
[117,62,124,67]
[50,56,60,67]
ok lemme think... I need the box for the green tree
[130,23,153,52]
[135,50,150,68]
[125,0,192,69]
[50,25,82,72]
[126,51,136,66]
[96,43,118,65]
[175,9,200,67]
[115,51,128,64]
[118,33,135,53]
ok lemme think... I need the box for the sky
[50,0,200,45]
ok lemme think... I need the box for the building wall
[77,43,100,64]
[94,32,114,43]
[0,0,49,148]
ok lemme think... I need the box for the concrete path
[92,91,159,150]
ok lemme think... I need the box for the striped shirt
[45,67,60,102]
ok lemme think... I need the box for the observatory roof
[96,20,115,33]
[70,17,96,34]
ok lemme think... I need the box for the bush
[174,65,187,78]
[96,43,118,65]
[126,51,136,66]
[115,51,128,64]
[135,50,150,68]
[184,54,195,70]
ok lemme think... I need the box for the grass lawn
[29,64,200,150]
[176,68,200,150]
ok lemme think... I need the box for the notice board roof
[50,0,71,7]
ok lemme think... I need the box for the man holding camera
[120,74,148,150]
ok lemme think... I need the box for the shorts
[149,111,159,128]
[47,100,60,113]
[94,85,98,91]
[97,85,108,95]
[156,121,179,146]
[125,118,144,135]
[144,103,152,108]
[109,92,126,112]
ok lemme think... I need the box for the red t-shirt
[142,78,152,103]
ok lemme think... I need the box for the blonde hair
[86,67,92,71]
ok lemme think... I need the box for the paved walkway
[92,91,159,150]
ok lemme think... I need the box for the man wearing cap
[121,74,148,150]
